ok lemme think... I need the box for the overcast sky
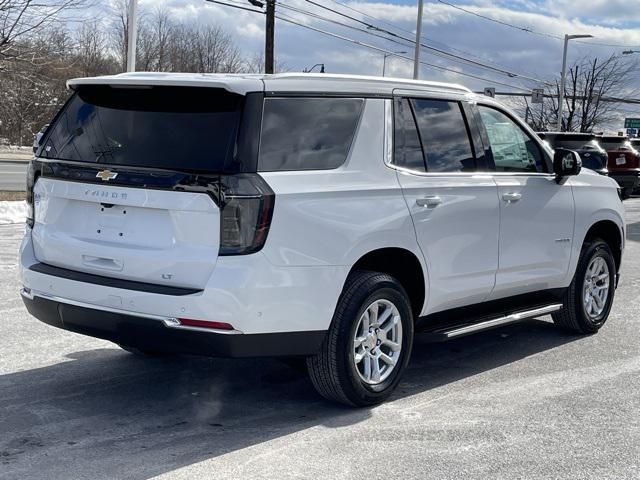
[107,0,640,99]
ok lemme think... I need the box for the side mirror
[553,148,581,181]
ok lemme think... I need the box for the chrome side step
[420,303,563,341]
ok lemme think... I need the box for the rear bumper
[609,171,640,190]
[21,289,325,357]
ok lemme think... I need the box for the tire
[306,270,414,407]
[552,238,616,334]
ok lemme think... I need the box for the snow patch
[0,201,27,225]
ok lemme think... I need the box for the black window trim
[475,102,553,175]
[391,95,479,175]
[257,95,366,172]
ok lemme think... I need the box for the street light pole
[413,0,424,79]
[383,51,407,77]
[126,0,138,72]
[557,33,593,131]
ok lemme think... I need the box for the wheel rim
[583,256,610,320]
[353,299,403,385]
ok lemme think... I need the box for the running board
[419,303,563,342]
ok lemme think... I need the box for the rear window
[600,137,629,150]
[39,85,243,172]
[258,97,364,171]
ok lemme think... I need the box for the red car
[600,136,640,199]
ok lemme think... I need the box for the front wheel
[307,271,414,407]
[552,238,616,334]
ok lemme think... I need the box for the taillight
[178,318,235,330]
[217,174,274,256]
[25,161,36,228]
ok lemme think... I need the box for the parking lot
[0,201,639,480]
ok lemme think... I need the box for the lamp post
[382,51,407,77]
[557,33,593,130]
[126,0,138,72]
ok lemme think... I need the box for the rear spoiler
[67,73,264,96]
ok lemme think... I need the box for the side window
[477,106,543,173]
[393,98,425,172]
[258,97,364,171]
[410,99,476,172]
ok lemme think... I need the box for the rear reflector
[178,318,234,330]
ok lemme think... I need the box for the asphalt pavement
[0,161,28,191]
[1,201,639,479]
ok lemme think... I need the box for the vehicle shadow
[0,318,578,479]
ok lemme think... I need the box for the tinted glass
[478,106,543,172]
[258,98,363,171]
[600,137,629,150]
[393,98,425,171]
[40,85,243,172]
[410,99,475,172]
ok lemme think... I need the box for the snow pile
[0,201,27,225]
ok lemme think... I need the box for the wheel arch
[583,219,623,272]
[347,247,426,318]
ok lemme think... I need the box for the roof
[67,72,473,97]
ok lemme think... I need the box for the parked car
[600,135,640,198]
[537,132,608,176]
[32,124,49,154]
[20,73,625,406]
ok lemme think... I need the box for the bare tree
[243,51,287,73]
[0,0,90,64]
[546,55,639,132]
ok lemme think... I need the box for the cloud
[105,0,640,93]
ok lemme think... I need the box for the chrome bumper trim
[20,287,243,335]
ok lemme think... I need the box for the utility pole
[126,0,138,72]
[265,0,275,74]
[413,0,424,79]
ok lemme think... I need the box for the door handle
[416,196,442,208]
[501,192,522,203]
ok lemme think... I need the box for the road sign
[532,89,544,104]
[483,87,495,98]
[627,128,638,137]
[624,118,640,129]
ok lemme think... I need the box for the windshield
[39,85,243,173]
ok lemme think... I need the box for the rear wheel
[552,238,616,334]
[307,271,414,407]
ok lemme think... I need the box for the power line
[300,0,550,85]
[436,0,640,49]
[275,11,532,91]
[326,0,523,75]
[204,0,533,91]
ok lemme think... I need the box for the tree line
[0,0,268,146]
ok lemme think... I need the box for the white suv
[20,73,625,406]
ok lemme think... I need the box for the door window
[410,99,476,172]
[393,98,426,171]
[477,106,544,173]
